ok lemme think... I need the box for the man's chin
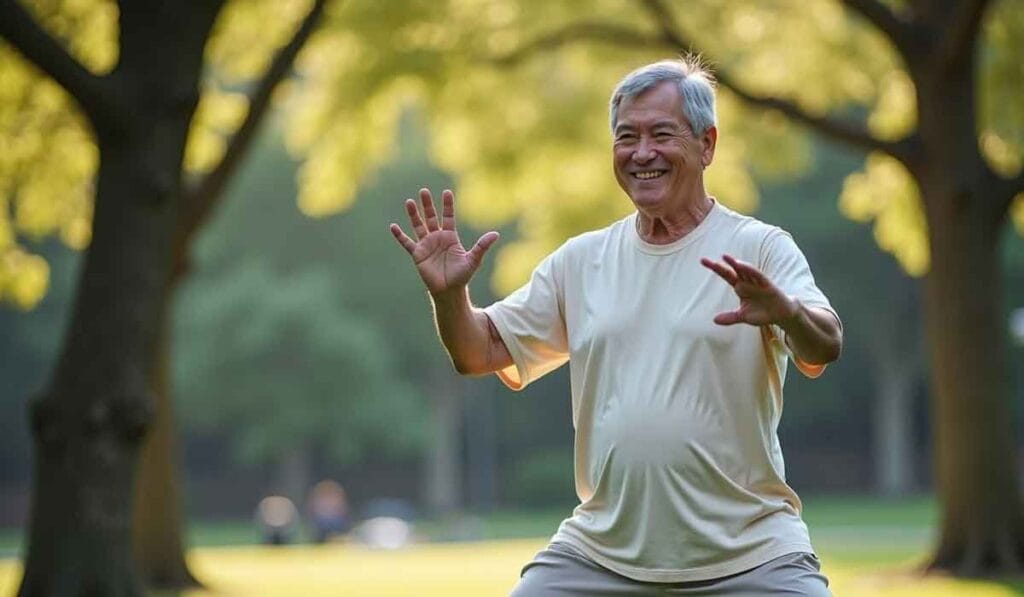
[629,191,666,210]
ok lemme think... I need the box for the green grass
[5,496,1024,595]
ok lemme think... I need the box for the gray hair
[609,56,717,135]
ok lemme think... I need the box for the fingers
[722,254,768,285]
[468,231,500,264]
[389,223,417,255]
[700,257,737,286]
[405,199,428,240]
[420,188,440,232]
[441,189,456,232]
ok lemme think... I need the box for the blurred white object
[1011,308,1024,346]
[355,516,412,549]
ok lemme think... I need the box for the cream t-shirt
[483,200,840,583]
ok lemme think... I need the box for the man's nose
[632,138,656,162]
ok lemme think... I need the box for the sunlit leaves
[979,0,1024,175]
[0,247,50,310]
[20,0,118,74]
[184,89,249,174]
[868,70,916,141]
[204,0,314,83]
[839,153,928,276]
[1012,194,1024,236]
[0,0,113,309]
[0,44,95,307]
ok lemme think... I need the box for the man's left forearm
[779,300,843,365]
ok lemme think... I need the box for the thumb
[713,310,742,326]
[468,231,500,264]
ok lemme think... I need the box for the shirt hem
[552,531,815,583]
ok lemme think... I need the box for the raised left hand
[700,254,798,326]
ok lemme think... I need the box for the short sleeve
[759,229,842,378]
[483,246,570,390]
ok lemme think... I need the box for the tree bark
[19,131,187,597]
[15,4,225,593]
[916,50,1024,574]
[131,275,200,590]
[129,0,328,585]
[923,188,1023,574]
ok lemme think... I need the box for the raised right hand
[390,188,499,297]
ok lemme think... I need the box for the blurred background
[1,0,1023,595]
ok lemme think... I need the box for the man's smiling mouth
[633,170,666,180]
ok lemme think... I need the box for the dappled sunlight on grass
[2,538,1022,596]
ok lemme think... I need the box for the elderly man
[390,57,840,596]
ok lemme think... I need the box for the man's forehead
[616,82,687,127]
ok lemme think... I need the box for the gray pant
[510,543,832,596]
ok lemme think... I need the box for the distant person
[307,480,352,543]
[256,495,299,546]
[390,56,841,595]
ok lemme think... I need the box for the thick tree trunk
[132,277,200,590]
[18,139,183,596]
[924,191,1024,574]
[16,5,221,591]
[914,45,1024,575]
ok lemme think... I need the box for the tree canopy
[4,0,1021,305]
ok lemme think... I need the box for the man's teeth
[634,171,665,180]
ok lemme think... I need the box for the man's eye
[655,131,673,138]
[616,134,637,142]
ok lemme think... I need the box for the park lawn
[3,498,1023,595]
[1,539,1023,596]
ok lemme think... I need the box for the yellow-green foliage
[2,0,1022,307]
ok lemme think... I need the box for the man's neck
[636,194,715,245]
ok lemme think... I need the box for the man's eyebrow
[613,124,637,135]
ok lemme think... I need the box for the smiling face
[612,81,717,215]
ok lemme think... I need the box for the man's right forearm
[430,287,509,375]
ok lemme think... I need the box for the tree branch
[640,0,913,161]
[935,0,991,71]
[0,0,111,126]
[177,0,328,245]
[839,0,916,50]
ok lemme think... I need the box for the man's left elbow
[823,334,843,364]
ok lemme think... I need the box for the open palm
[700,255,798,326]
[390,189,499,296]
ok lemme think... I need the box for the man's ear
[701,126,718,169]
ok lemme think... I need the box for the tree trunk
[925,182,1019,573]
[924,191,1024,574]
[872,360,916,497]
[132,276,200,590]
[276,445,313,510]
[18,139,184,596]
[17,6,222,591]
[868,272,922,497]
[913,44,1024,575]
[425,372,463,515]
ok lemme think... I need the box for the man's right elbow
[451,355,486,376]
